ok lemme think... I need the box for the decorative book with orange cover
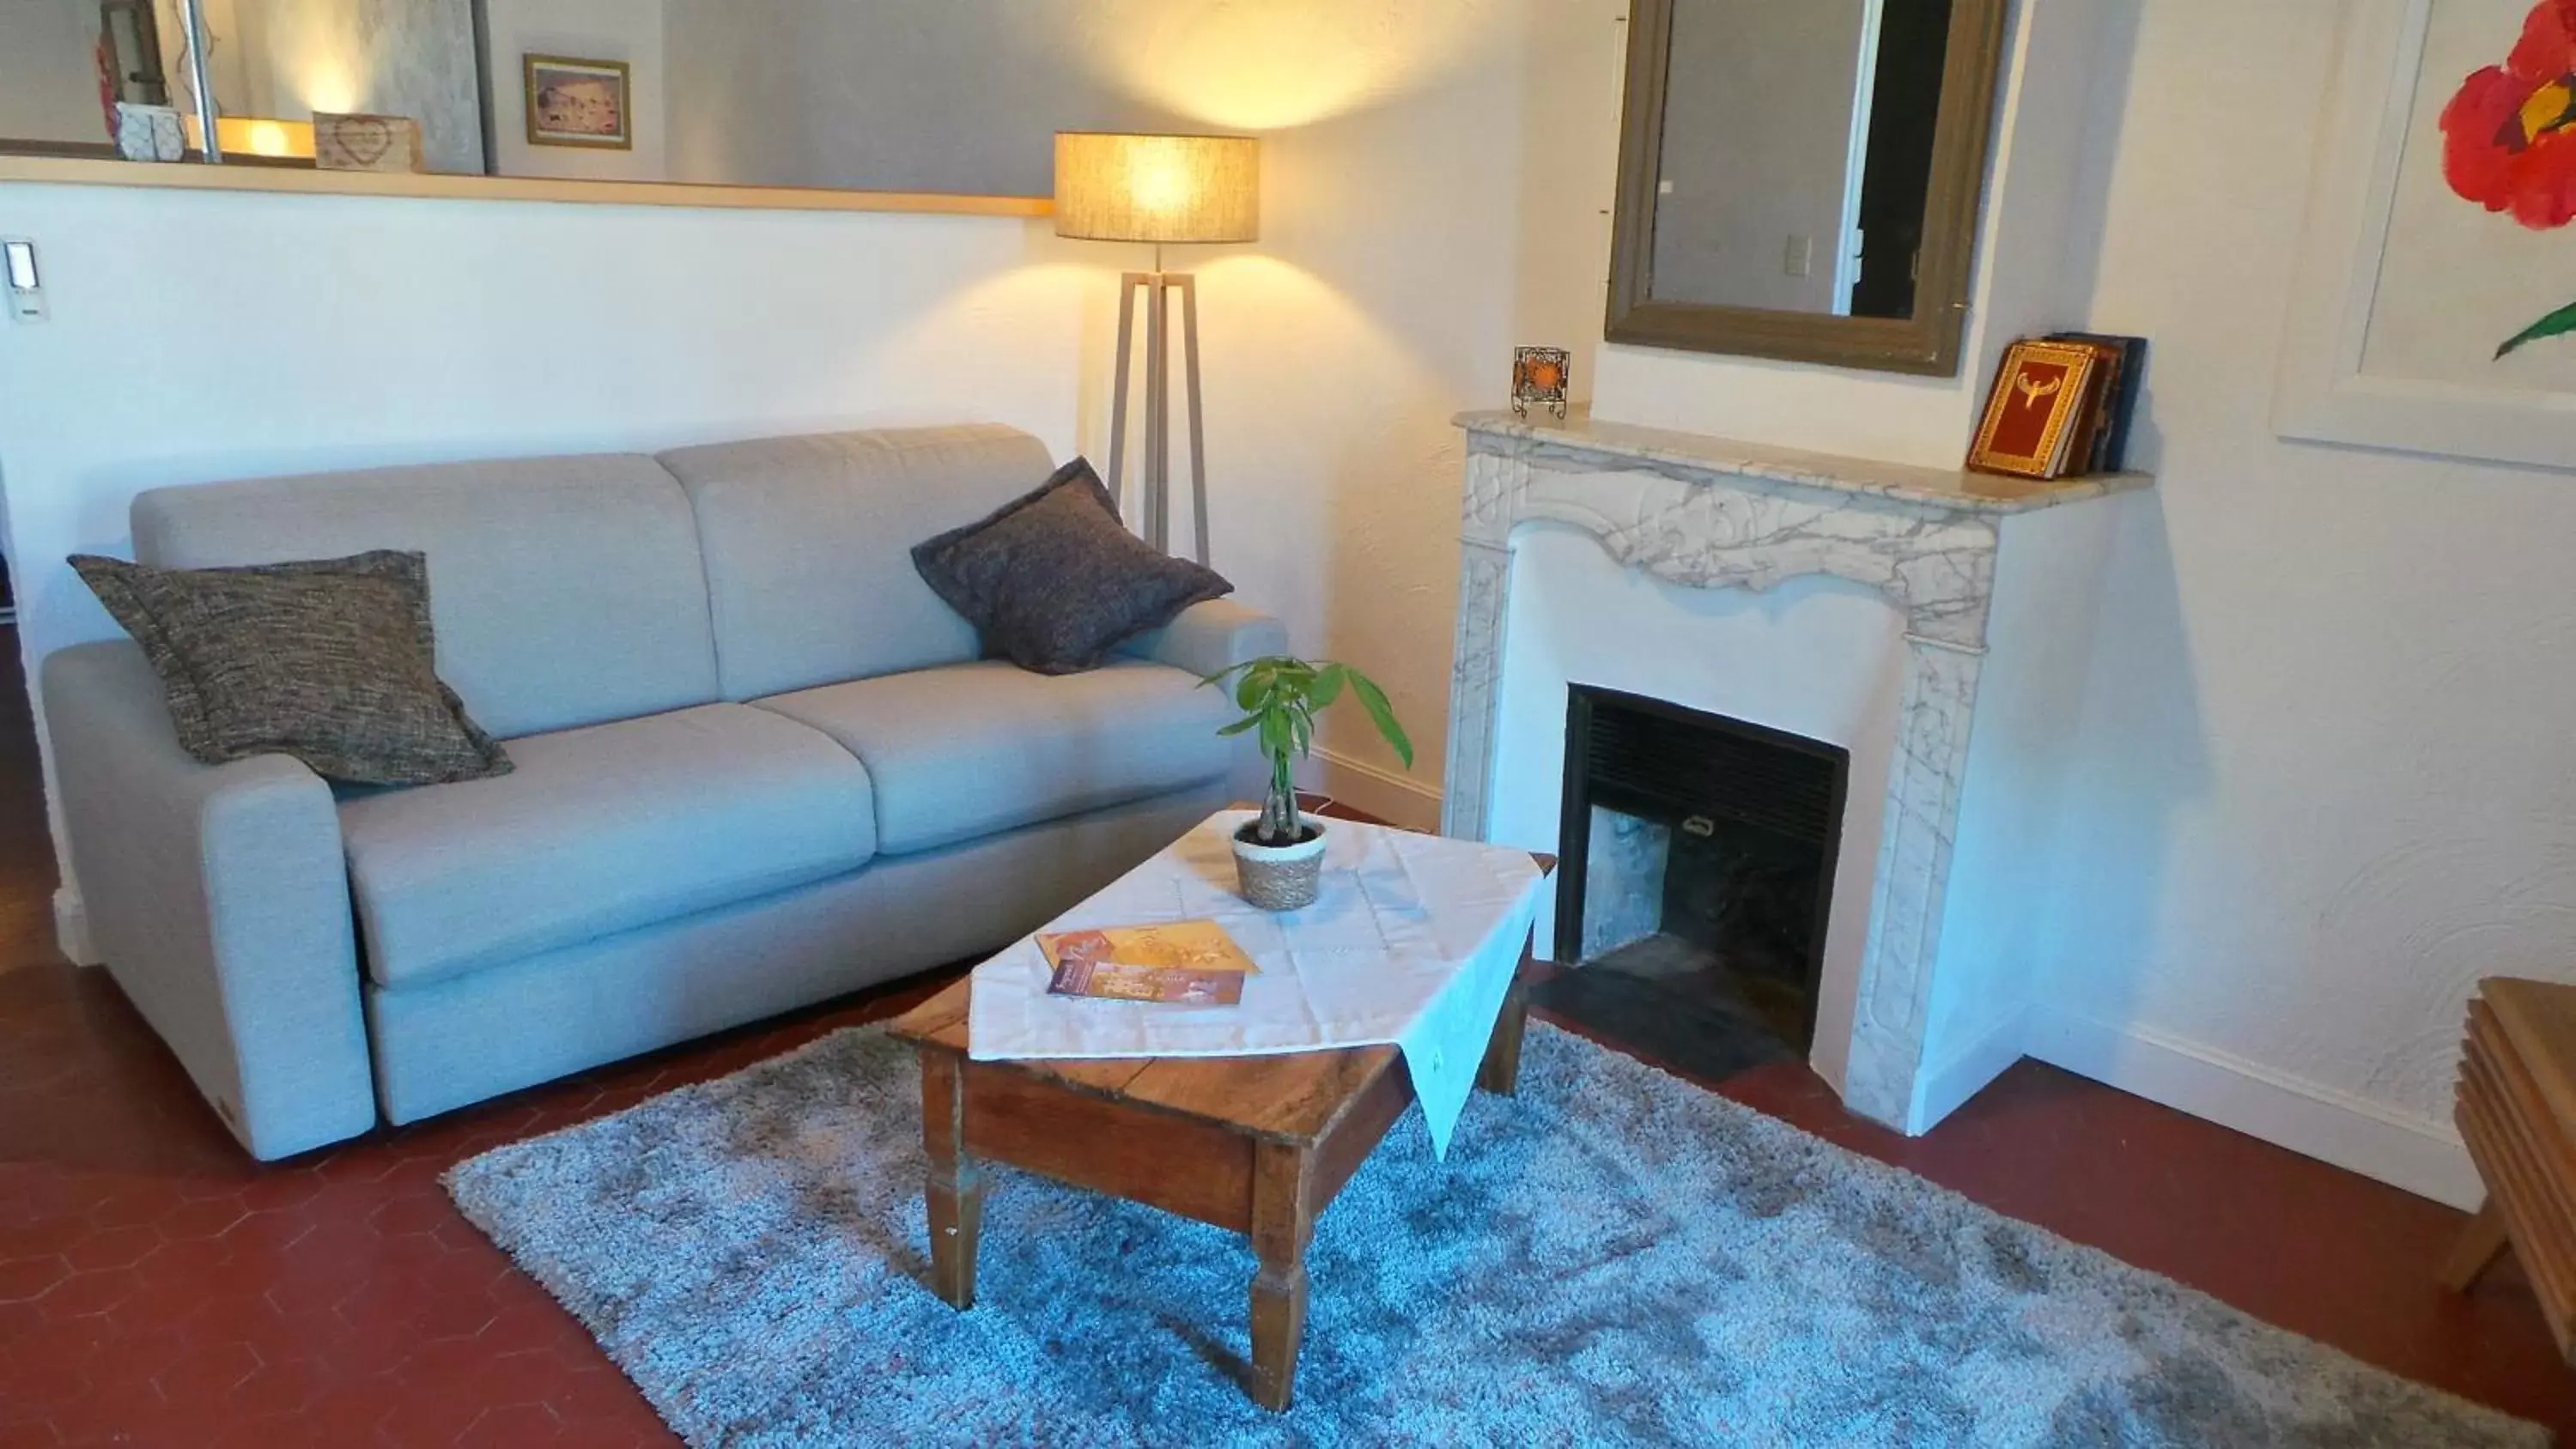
[1967,339,2102,480]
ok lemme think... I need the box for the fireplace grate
[1552,685,1851,1058]
[1575,688,1842,846]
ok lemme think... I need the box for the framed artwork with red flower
[2276,0,2576,470]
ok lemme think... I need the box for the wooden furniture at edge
[887,849,1554,1413]
[2441,975,2576,1360]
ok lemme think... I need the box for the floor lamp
[1054,132,1260,566]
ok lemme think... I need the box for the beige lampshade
[1054,132,1260,244]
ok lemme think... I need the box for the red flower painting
[2442,0,2576,355]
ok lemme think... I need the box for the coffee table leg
[920,1050,984,1310]
[1476,965,1532,1096]
[1248,1141,1314,1412]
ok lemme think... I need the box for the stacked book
[1965,333,2147,481]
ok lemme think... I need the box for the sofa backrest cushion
[656,424,1059,700]
[130,454,720,740]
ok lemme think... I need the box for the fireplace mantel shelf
[1456,409,2153,516]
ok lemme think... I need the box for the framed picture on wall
[523,55,632,150]
[2274,0,2576,470]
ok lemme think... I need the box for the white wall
[0,0,1614,949]
[0,0,110,144]
[1134,0,1622,812]
[481,0,665,180]
[657,0,1184,196]
[1648,0,1868,313]
[2007,0,2576,1206]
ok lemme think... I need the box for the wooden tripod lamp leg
[1143,275,1170,553]
[1104,270,1212,565]
[1105,271,1144,518]
[1177,273,1210,567]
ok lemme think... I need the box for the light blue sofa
[43,424,1284,1160]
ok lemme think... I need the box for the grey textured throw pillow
[70,549,512,787]
[910,458,1233,675]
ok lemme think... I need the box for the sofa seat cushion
[339,704,878,989]
[754,660,1236,856]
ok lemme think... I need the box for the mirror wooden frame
[1605,0,2010,377]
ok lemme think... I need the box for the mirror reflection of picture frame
[1604,0,2009,378]
[524,55,632,150]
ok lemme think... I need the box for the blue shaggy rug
[446,1023,2543,1447]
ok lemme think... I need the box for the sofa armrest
[1119,598,1290,679]
[44,641,375,1159]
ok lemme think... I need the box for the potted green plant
[1202,655,1413,911]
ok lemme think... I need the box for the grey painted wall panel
[662,0,1187,196]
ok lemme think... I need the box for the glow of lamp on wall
[297,54,361,119]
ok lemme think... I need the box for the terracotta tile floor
[0,643,2569,1443]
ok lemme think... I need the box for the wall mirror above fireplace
[1606,0,2009,377]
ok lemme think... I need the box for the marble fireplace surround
[1442,411,2149,1130]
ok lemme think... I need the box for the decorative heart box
[313,113,426,174]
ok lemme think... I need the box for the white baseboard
[53,886,98,967]
[1311,747,1443,832]
[1913,1005,2032,1131]
[2027,1009,2482,1210]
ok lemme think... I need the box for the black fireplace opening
[1534,686,1849,1082]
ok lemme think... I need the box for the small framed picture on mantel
[524,55,632,150]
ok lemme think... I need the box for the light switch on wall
[3,239,46,324]
[1784,234,1813,278]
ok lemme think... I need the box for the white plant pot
[1232,820,1327,911]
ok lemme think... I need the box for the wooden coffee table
[887,848,1552,1412]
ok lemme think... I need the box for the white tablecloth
[968,809,1546,1156]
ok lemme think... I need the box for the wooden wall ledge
[0,154,1054,219]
